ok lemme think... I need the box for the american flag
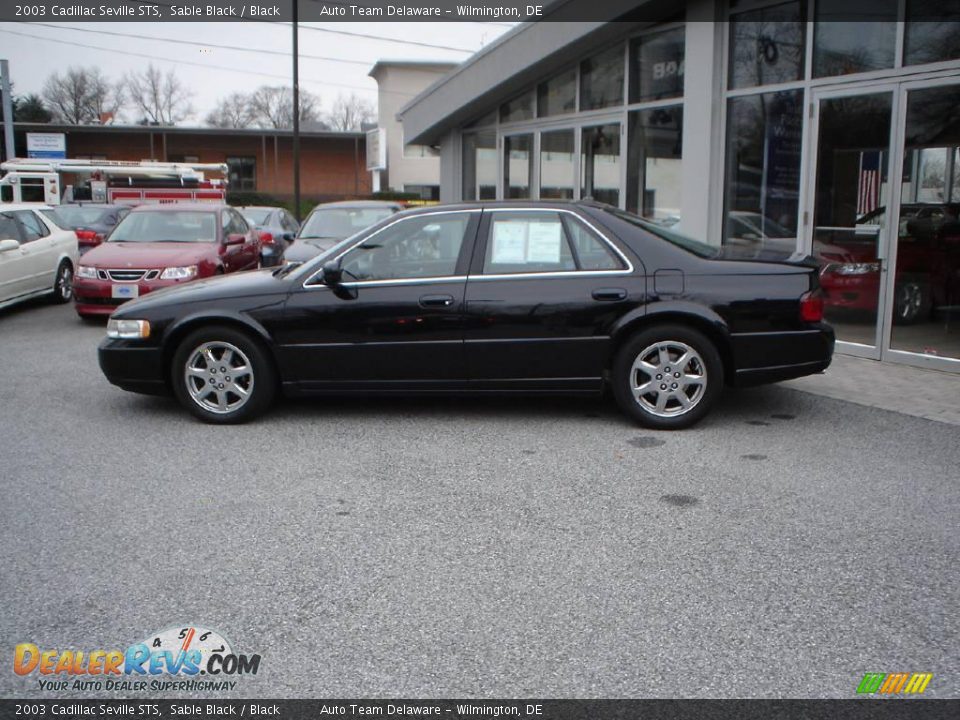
[857,151,882,216]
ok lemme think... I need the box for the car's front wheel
[171,326,276,423]
[612,325,723,430]
[51,261,73,303]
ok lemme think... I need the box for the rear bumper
[730,325,835,387]
[98,339,168,396]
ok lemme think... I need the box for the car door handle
[420,294,455,308]
[592,288,627,301]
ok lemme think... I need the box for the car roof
[389,199,611,218]
[59,203,116,209]
[0,203,53,212]
[312,200,404,210]
[237,206,280,211]
[128,203,225,213]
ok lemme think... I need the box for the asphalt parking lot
[1,299,957,699]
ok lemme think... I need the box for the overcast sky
[0,21,513,125]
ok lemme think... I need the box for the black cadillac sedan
[98,202,834,429]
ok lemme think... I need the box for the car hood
[112,268,290,317]
[284,237,339,263]
[80,241,216,267]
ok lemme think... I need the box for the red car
[74,204,261,318]
[816,204,960,324]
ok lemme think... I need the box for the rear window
[49,206,111,228]
[242,208,272,225]
[602,207,718,259]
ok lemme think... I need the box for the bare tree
[246,85,321,129]
[206,93,255,129]
[325,93,376,132]
[126,64,193,126]
[42,67,123,124]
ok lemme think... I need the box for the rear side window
[0,213,21,241]
[481,211,624,274]
[14,211,49,242]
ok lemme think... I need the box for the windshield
[49,206,110,227]
[242,208,272,225]
[300,207,395,239]
[603,207,718,258]
[109,211,217,243]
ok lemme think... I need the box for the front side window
[0,213,21,241]
[338,213,471,282]
[482,212,623,275]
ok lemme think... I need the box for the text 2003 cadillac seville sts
[97,202,834,429]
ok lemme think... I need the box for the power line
[0,27,419,99]
[24,22,373,67]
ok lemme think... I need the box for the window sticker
[526,221,563,263]
[491,221,527,263]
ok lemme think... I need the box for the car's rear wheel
[51,261,73,303]
[612,325,723,430]
[893,278,930,325]
[171,326,276,424]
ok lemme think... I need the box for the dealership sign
[26,133,66,159]
[366,128,386,171]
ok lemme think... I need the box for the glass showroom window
[723,90,803,246]
[540,130,576,199]
[813,0,897,77]
[626,107,682,223]
[904,0,960,65]
[538,69,577,118]
[504,134,534,199]
[581,124,621,206]
[462,130,497,201]
[500,90,535,123]
[580,45,625,111]
[728,1,806,89]
[629,26,685,103]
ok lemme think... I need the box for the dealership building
[399,0,960,372]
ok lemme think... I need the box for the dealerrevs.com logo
[13,625,261,692]
[856,672,933,695]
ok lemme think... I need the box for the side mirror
[224,233,246,245]
[282,232,295,242]
[0,238,21,252]
[321,260,343,286]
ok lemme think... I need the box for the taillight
[75,229,104,244]
[259,231,274,245]
[800,290,824,323]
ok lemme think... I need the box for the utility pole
[292,0,301,222]
[1,60,15,162]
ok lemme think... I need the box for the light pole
[292,0,301,222]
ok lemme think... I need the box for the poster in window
[491,221,527,263]
[526,221,563,262]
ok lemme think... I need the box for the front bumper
[98,338,168,395]
[730,324,835,386]
[74,276,192,316]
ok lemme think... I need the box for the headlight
[107,319,151,339]
[160,265,197,280]
[77,265,98,279]
[827,262,880,275]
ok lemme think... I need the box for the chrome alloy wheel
[630,340,707,418]
[895,282,923,323]
[58,265,73,300]
[183,341,255,415]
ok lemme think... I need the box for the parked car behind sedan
[237,205,299,268]
[98,201,833,429]
[45,203,130,255]
[284,200,402,263]
[0,203,78,310]
[74,203,260,318]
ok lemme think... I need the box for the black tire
[171,325,277,424]
[611,324,723,430]
[51,261,73,304]
[892,278,931,325]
